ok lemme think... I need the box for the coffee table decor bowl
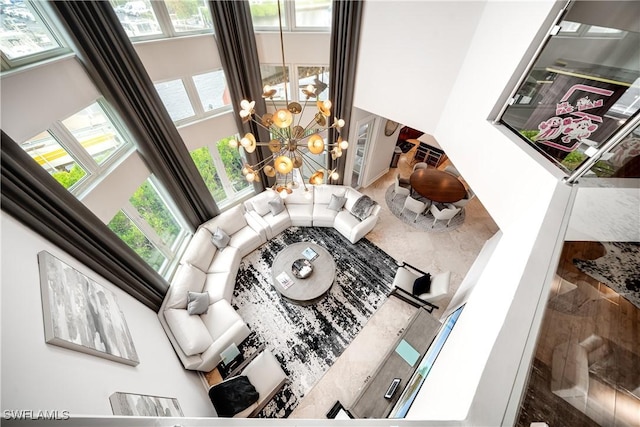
[292,259,313,279]
[271,242,336,305]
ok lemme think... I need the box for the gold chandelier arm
[295,98,310,128]
[300,148,330,171]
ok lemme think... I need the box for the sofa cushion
[208,246,241,274]
[286,204,313,227]
[284,187,314,205]
[312,204,339,227]
[204,271,236,303]
[343,188,363,212]
[201,299,246,340]
[314,185,346,205]
[187,291,210,315]
[166,264,207,309]
[268,197,285,216]
[250,190,277,216]
[203,205,248,236]
[164,308,213,356]
[327,194,347,211]
[180,228,217,271]
[228,226,264,257]
[212,227,231,250]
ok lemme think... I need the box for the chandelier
[229,1,348,198]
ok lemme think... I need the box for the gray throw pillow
[327,194,347,211]
[268,197,285,216]
[212,227,230,250]
[187,291,210,315]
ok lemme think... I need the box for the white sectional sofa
[159,185,380,372]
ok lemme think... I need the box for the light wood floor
[517,241,640,426]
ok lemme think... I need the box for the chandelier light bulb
[331,171,339,180]
[335,118,345,129]
[273,108,293,128]
[279,188,288,199]
[323,100,332,110]
[339,139,349,150]
[229,138,238,148]
[246,172,255,182]
[240,99,254,111]
[241,166,249,175]
[274,156,294,174]
[307,134,325,154]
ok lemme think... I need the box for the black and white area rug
[232,227,398,418]
[573,242,640,310]
[384,184,465,232]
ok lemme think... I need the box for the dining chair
[402,196,427,221]
[444,165,461,178]
[412,162,428,172]
[429,203,461,227]
[452,188,475,209]
[393,174,410,201]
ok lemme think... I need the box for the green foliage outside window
[216,136,250,192]
[166,0,198,18]
[130,181,180,246]
[249,2,279,17]
[191,146,225,200]
[108,211,166,271]
[51,164,86,189]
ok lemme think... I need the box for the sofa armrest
[198,320,251,372]
[244,211,268,241]
[348,213,379,243]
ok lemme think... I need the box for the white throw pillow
[268,197,285,215]
[327,194,347,211]
[187,291,210,315]
[212,227,230,250]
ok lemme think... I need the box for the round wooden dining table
[410,168,467,203]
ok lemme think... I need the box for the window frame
[189,135,255,209]
[0,0,70,71]
[24,99,135,195]
[250,0,331,33]
[112,0,214,43]
[116,176,191,277]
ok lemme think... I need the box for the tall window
[500,16,639,174]
[20,101,132,193]
[111,0,213,40]
[0,0,68,69]
[154,70,231,124]
[249,0,331,31]
[190,135,251,207]
[108,177,188,275]
[154,79,196,122]
[260,64,291,101]
[298,65,329,101]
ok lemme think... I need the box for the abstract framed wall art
[37,251,139,366]
[109,392,184,417]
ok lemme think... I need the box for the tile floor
[290,153,500,418]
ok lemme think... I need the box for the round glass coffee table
[271,242,336,305]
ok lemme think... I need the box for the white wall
[133,35,222,81]
[354,1,486,134]
[0,56,100,142]
[0,213,215,417]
